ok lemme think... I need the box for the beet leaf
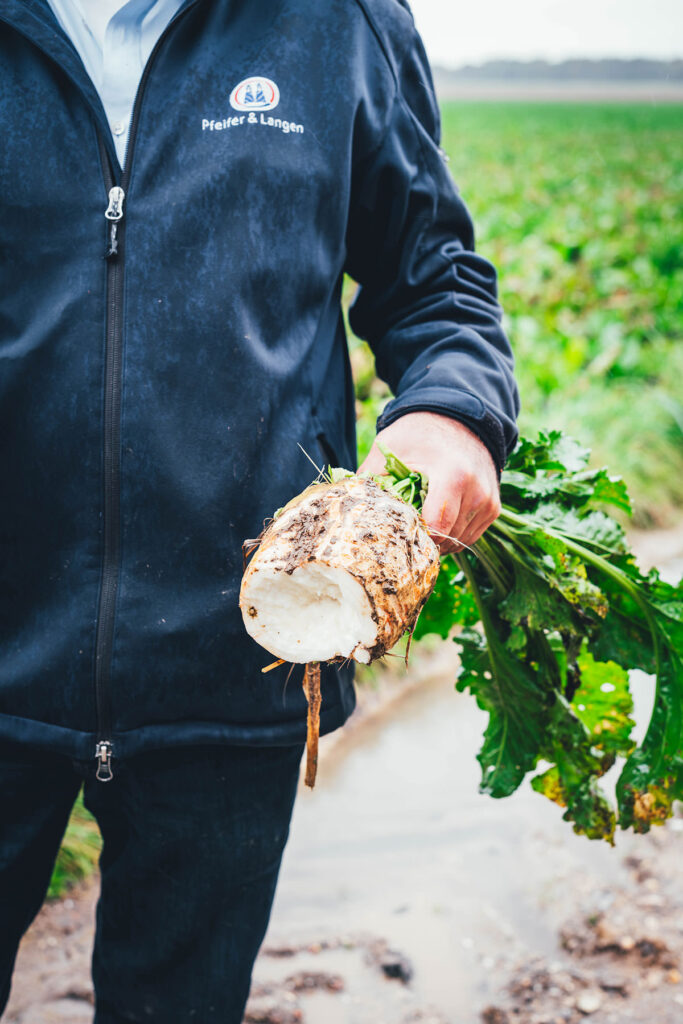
[374,430,682,842]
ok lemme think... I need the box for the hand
[357,411,501,554]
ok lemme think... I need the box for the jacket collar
[0,0,117,166]
[0,0,199,175]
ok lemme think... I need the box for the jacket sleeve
[345,22,519,472]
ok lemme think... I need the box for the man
[0,0,519,1020]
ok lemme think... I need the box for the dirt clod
[284,971,344,994]
[244,996,303,1024]
[561,913,677,969]
[481,1007,510,1024]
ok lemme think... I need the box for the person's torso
[0,0,410,758]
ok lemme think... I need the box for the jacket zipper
[93,0,198,781]
[94,155,124,782]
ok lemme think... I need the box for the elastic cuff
[375,388,506,475]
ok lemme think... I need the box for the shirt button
[112,120,126,136]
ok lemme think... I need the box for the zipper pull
[95,740,114,782]
[105,186,125,221]
[104,186,125,260]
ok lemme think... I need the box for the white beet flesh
[240,476,440,666]
[241,562,376,664]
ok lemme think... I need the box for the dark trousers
[0,740,304,1022]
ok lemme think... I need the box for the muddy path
[253,670,683,1023]
[5,530,683,1024]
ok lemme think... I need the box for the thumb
[357,442,388,478]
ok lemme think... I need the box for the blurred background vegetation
[52,98,682,897]
[351,101,683,528]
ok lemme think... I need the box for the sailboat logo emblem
[230,77,280,112]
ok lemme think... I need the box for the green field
[51,103,683,897]
[353,102,683,526]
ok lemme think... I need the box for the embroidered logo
[229,77,280,112]
[201,77,303,136]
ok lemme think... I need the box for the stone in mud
[378,949,414,984]
[575,988,603,1013]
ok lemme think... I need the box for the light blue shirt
[47,0,185,166]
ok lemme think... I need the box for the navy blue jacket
[0,0,519,773]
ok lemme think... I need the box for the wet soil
[5,532,683,1024]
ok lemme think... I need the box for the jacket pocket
[310,410,348,472]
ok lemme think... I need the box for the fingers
[457,489,501,549]
[357,417,502,556]
[422,478,462,555]
[423,472,500,554]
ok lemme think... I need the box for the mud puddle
[253,657,681,1022]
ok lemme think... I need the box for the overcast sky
[409,0,683,67]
